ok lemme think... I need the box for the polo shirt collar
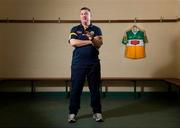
[80,23,93,29]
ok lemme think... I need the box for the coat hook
[58,17,61,23]
[160,16,164,22]
[176,16,179,22]
[6,17,9,23]
[134,17,137,23]
[32,17,35,23]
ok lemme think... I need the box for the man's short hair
[80,7,91,12]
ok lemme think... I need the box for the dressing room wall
[0,0,179,78]
[177,0,180,79]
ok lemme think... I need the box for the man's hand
[85,31,94,41]
[84,31,103,49]
[92,36,103,49]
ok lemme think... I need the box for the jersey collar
[80,23,93,30]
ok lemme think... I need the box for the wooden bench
[164,78,180,87]
[1,77,180,99]
[0,77,71,97]
[101,77,172,98]
[164,78,180,98]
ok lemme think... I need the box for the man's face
[80,10,91,25]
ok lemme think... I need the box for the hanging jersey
[122,29,148,59]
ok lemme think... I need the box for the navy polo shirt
[69,24,102,65]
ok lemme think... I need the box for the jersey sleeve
[94,26,102,37]
[69,27,78,41]
[122,32,128,44]
[143,30,148,43]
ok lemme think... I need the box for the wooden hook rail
[0,18,180,24]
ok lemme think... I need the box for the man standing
[68,7,103,123]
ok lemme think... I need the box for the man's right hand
[85,31,94,41]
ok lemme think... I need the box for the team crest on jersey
[90,31,94,36]
[76,31,82,34]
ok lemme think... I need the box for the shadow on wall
[152,38,179,78]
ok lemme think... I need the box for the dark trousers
[69,62,102,115]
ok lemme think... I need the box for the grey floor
[0,92,179,128]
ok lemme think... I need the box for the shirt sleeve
[94,26,102,37]
[143,31,148,43]
[69,27,78,41]
[122,32,128,44]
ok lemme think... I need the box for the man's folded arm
[92,36,103,49]
[69,39,92,47]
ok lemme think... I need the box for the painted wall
[177,28,180,79]
[0,0,179,92]
[0,0,178,78]
[177,0,180,79]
